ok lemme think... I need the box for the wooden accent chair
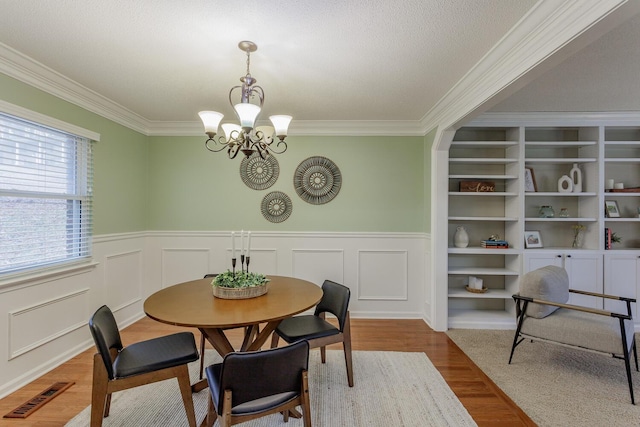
[271,279,354,387]
[88,305,199,427]
[203,340,312,427]
[510,265,638,404]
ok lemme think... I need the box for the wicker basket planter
[212,283,268,299]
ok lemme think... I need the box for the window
[0,111,94,276]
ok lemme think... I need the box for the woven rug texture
[447,328,640,427]
[66,350,476,426]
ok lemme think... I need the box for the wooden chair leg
[199,333,206,380]
[90,354,109,427]
[205,394,217,427]
[343,313,354,387]
[176,365,197,427]
[320,346,326,363]
[104,393,112,417]
[343,341,354,387]
[301,370,312,427]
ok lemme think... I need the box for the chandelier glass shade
[199,41,292,159]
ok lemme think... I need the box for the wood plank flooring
[0,318,535,426]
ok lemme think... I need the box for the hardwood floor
[0,318,535,426]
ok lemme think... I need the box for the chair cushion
[113,332,198,378]
[520,265,569,319]
[232,392,299,415]
[275,315,340,343]
[521,307,635,355]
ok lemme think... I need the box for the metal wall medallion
[261,191,292,223]
[240,152,279,190]
[293,156,342,205]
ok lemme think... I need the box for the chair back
[217,340,309,411]
[88,305,123,380]
[315,280,350,331]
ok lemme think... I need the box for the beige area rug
[67,350,476,426]
[447,329,640,427]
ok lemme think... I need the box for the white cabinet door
[524,252,563,271]
[523,251,603,308]
[564,252,603,308]
[604,252,640,321]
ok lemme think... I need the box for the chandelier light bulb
[198,111,224,137]
[269,115,292,138]
[221,123,242,141]
[234,103,261,129]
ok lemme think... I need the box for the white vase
[558,175,573,193]
[454,226,469,248]
[569,163,582,193]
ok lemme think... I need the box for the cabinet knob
[566,254,572,258]
[556,255,562,258]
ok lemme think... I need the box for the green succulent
[212,270,270,288]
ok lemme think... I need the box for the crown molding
[421,0,637,137]
[467,111,640,127]
[0,42,151,135]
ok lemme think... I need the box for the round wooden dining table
[144,275,322,358]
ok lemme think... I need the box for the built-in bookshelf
[446,120,640,329]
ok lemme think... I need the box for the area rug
[447,329,640,427]
[66,350,476,426]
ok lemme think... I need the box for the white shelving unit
[447,128,521,328]
[446,121,640,329]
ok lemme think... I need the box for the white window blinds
[0,112,94,275]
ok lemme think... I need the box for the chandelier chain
[245,48,251,77]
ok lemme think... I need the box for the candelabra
[231,254,251,275]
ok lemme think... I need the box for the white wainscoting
[105,249,143,311]
[0,230,431,398]
[8,288,89,360]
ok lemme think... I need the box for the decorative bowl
[211,270,270,299]
[212,282,268,299]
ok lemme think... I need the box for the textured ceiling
[0,0,537,123]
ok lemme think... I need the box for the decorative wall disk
[293,156,342,204]
[261,191,292,223]
[240,152,279,190]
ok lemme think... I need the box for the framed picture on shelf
[605,200,620,218]
[524,230,543,248]
[524,167,537,192]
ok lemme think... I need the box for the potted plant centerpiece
[211,270,270,299]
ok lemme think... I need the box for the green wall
[2,73,430,234]
[0,74,149,235]
[148,135,425,232]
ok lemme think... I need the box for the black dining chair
[271,279,354,387]
[203,340,312,427]
[88,305,199,427]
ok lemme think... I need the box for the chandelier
[198,41,292,159]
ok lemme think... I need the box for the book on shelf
[605,227,611,250]
[481,239,509,248]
